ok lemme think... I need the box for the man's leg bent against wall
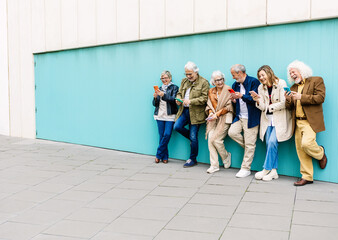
[228,120,245,148]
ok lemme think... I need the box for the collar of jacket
[262,79,279,90]
[185,74,201,87]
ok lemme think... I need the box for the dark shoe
[319,146,327,169]
[294,178,313,186]
[183,159,197,168]
[162,159,168,164]
[155,158,160,163]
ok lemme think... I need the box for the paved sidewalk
[0,135,337,240]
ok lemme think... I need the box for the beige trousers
[295,120,324,181]
[208,124,231,168]
[228,118,259,170]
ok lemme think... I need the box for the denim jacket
[232,75,261,128]
[153,84,179,116]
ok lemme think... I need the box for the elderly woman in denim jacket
[250,65,292,181]
[153,70,179,164]
[205,71,234,173]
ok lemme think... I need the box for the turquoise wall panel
[35,19,338,182]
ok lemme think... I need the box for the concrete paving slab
[154,229,219,240]
[121,205,179,221]
[189,193,242,206]
[242,191,295,204]
[65,207,123,223]
[228,213,291,231]
[294,199,338,214]
[165,215,229,234]
[43,219,106,238]
[236,201,293,217]
[220,227,289,240]
[0,222,47,240]
[136,195,189,208]
[91,231,153,240]
[178,203,236,219]
[290,225,338,240]
[292,211,338,228]
[149,186,198,198]
[104,217,167,236]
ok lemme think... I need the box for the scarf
[205,86,233,140]
[161,82,173,93]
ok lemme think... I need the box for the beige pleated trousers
[208,124,231,168]
[228,118,259,170]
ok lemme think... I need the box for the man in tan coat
[285,60,328,186]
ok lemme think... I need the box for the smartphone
[175,98,183,103]
[228,88,235,93]
[284,87,291,93]
[153,85,159,92]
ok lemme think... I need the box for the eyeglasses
[184,73,193,77]
[160,77,169,80]
[214,78,224,82]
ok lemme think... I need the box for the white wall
[0,0,10,135]
[1,0,338,138]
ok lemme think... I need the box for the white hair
[230,64,246,73]
[184,61,199,73]
[210,70,225,86]
[287,60,313,82]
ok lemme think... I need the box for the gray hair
[184,61,199,73]
[231,64,246,73]
[210,70,225,86]
[161,70,172,80]
[287,60,313,83]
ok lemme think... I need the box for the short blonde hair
[161,70,172,80]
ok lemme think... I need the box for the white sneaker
[207,166,220,174]
[223,152,231,169]
[255,169,270,180]
[262,169,279,181]
[235,169,251,178]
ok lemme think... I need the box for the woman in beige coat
[205,70,233,173]
[250,65,292,181]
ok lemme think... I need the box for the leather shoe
[294,178,313,186]
[319,146,327,169]
[155,158,160,163]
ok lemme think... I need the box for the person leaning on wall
[153,70,179,164]
[227,64,261,178]
[174,61,210,168]
[285,60,328,186]
[250,65,292,181]
[205,71,234,174]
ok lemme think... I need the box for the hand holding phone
[153,85,159,92]
[283,87,291,93]
[175,98,183,103]
[249,91,258,97]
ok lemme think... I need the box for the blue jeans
[156,120,175,160]
[263,126,278,170]
[173,108,200,161]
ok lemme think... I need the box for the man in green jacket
[174,61,210,167]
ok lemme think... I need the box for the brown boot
[319,146,327,169]
[294,178,313,186]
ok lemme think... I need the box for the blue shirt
[232,75,261,128]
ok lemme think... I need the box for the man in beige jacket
[285,60,328,186]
